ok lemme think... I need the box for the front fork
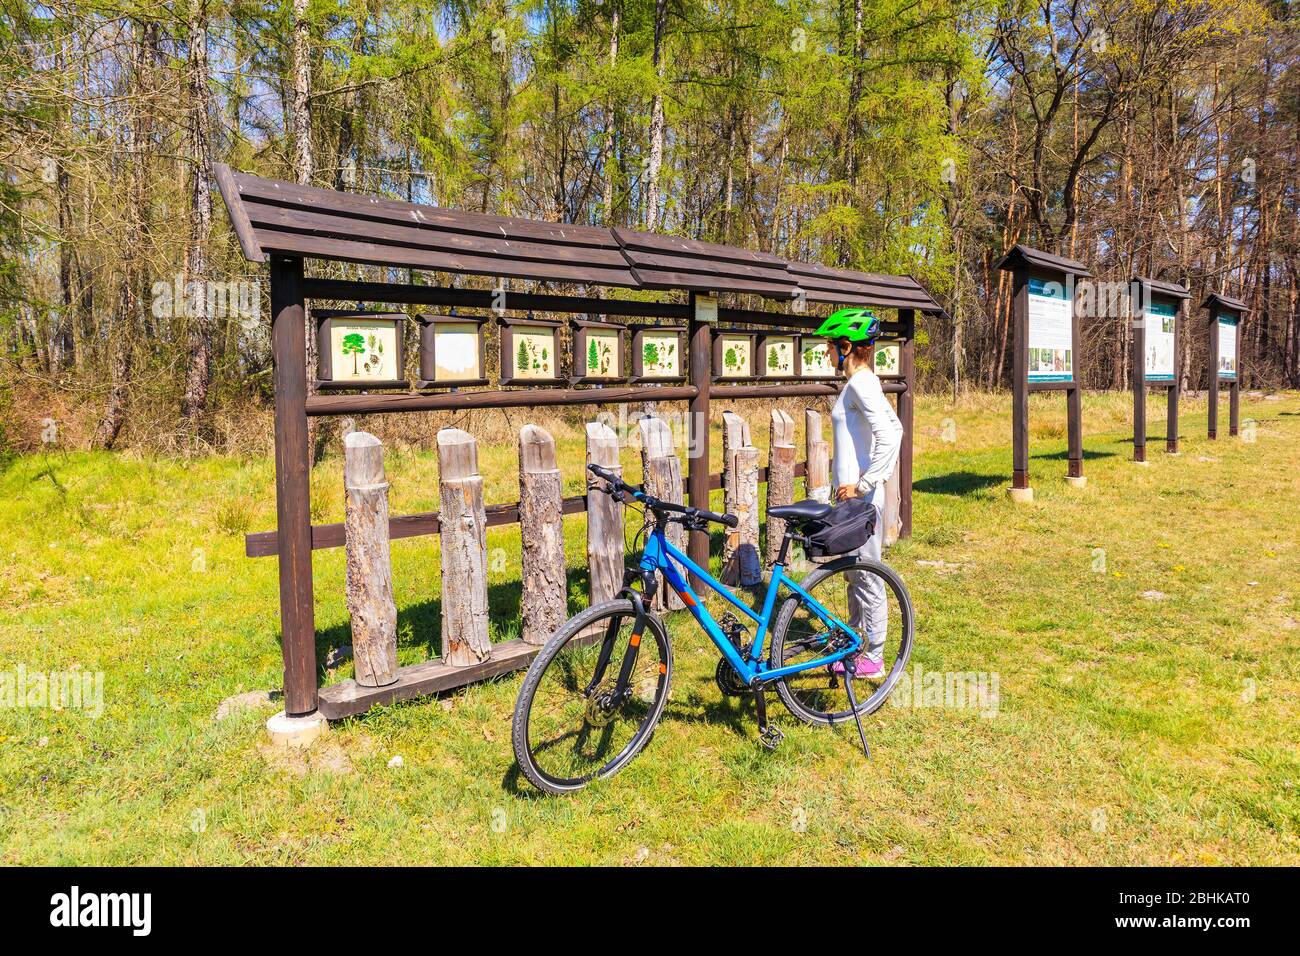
[581,567,654,701]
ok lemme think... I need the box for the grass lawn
[1,389,1297,865]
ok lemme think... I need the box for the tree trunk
[765,409,796,567]
[638,415,684,611]
[344,431,399,686]
[645,0,667,230]
[804,409,830,502]
[585,420,624,605]
[720,411,760,586]
[437,429,491,665]
[518,425,567,645]
[182,1,215,439]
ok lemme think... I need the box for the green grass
[1,390,1298,864]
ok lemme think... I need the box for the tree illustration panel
[320,315,405,385]
[760,335,796,378]
[799,338,836,378]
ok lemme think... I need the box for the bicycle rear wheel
[511,599,672,795]
[769,558,914,726]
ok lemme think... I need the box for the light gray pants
[846,489,887,661]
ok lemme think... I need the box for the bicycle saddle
[767,499,833,522]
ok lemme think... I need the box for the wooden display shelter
[214,164,942,720]
[995,244,1092,498]
[1131,276,1190,460]
[1202,291,1247,439]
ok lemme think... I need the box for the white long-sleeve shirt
[831,367,904,500]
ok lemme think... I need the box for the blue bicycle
[511,463,915,794]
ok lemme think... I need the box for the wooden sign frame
[1203,291,1246,439]
[629,326,687,383]
[871,338,904,379]
[757,332,800,381]
[796,335,838,380]
[314,310,409,391]
[570,319,628,384]
[712,330,756,381]
[995,244,1092,499]
[499,316,564,386]
[1131,278,1188,460]
[416,313,489,389]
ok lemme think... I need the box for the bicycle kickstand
[841,673,871,759]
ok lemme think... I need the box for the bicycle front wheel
[769,558,914,726]
[511,599,672,795]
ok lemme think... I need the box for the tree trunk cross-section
[519,425,567,645]
[766,409,796,567]
[585,421,624,605]
[437,428,491,666]
[638,416,685,611]
[343,431,399,687]
[721,411,761,586]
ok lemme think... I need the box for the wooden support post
[519,425,566,645]
[1167,382,1180,453]
[270,255,318,716]
[897,310,916,536]
[1066,291,1084,484]
[765,409,796,567]
[720,411,760,586]
[1132,308,1147,463]
[804,410,830,503]
[1208,308,1220,440]
[1169,300,1182,453]
[1229,381,1240,437]
[639,416,685,611]
[1010,268,1031,494]
[585,421,624,605]
[1067,386,1084,480]
[437,428,491,665]
[343,431,398,687]
[686,296,713,588]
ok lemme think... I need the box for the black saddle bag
[802,498,877,558]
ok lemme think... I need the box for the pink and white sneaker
[831,656,886,681]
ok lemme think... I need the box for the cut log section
[437,428,491,666]
[343,431,398,687]
[519,425,567,645]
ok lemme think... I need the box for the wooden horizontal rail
[246,464,805,558]
[318,630,607,718]
[713,380,906,398]
[304,277,691,319]
[305,384,698,417]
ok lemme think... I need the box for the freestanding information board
[1202,291,1246,439]
[1131,277,1189,460]
[995,244,1091,501]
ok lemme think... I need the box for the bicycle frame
[639,527,861,685]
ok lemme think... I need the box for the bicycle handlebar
[587,463,738,529]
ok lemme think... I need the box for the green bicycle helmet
[813,307,882,344]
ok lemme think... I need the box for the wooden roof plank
[233,170,620,249]
[253,228,640,287]
[1133,276,1191,300]
[244,200,630,268]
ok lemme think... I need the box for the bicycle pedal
[759,726,785,751]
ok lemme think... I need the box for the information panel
[1027,277,1074,383]
[329,317,400,383]
[1217,313,1238,379]
[1144,301,1176,382]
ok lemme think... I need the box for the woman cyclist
[811,308,904,681]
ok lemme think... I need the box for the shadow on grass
[1032,448,1117,461]
[307,564,595,683]
[914,471,1004,496]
